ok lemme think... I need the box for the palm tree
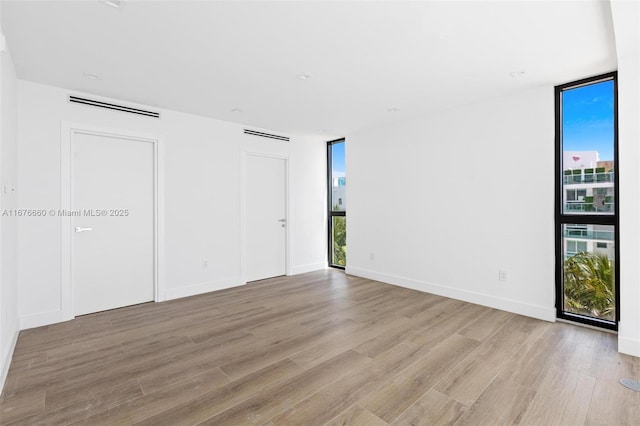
[333,216,346,266]
[563,252,615,320]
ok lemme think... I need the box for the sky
[562,80,614,161]
[331,141,346,177]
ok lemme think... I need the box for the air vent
[69,96,160,119]
[243,129,289,142]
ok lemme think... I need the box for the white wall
[17,81,326,328]
[612,0,640,357]
[348,16,640,356]
[346,86,557,322]
[0,22,20,389]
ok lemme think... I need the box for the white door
[246,154,287,282]
[73,132,155,316]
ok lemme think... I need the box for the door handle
[75,227,93,233]
[278,219,286,222]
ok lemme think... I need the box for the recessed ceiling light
[84,72,101,80]
[386,107,400,113]
[509,70,526,78]
[231,108,243,113]
[101,0,121,8]
[297,73,312,80]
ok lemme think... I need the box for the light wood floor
[1,270,639,425]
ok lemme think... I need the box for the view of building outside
[562,150,615,321]
[562,150,614,214]
[332,177,346,211]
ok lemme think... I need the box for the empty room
[0,0,639,425]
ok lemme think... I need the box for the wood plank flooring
[1,269,639,425]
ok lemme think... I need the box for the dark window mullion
[558,215,616,225]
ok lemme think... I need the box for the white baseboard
[346,266,556,322]
[618,335,640,358]
[0,327,19,395]
[290,262,326,275]
[20,277,245,329]
[162,276,243,301]
[20,309,69,330]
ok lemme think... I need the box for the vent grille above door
[69,96,160,119]
[244,129,289,142]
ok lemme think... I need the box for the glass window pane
[561,80,615,215]
[331,142,346,212]
[562,224,615,322]
[332,216,346,266]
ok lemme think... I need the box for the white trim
[240,151,291,284]
[156,137,167,301]
[346,266,556,322]
[19,309,68,330]
[59,121,164,318]
[619,335,640,358]
[291,262,327,275]
[0,328,19,393]
[163,276,243,301]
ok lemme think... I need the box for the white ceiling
[1,0,617,137]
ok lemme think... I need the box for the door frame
[240,150,291,284]
[60,121,165,320]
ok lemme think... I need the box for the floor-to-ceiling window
[328,139,346,268]
[555,72,618,330]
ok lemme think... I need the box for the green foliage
[332,217,346,266]
[584,196,594,212]
[563,252,615,320]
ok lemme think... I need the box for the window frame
[327,138,346,269]
[554,71,619,330]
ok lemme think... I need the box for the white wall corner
[346,266,557,323]
[611,0,640,359]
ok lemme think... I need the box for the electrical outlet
[369,252,375,261]
[499,270,508,282]
[202,260,208,269]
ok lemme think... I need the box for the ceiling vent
[243,129,289,142]
[69,96,160,119]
